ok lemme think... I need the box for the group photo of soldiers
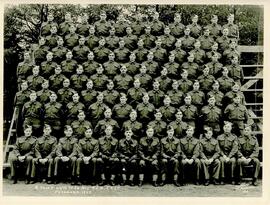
[7,5,261,189]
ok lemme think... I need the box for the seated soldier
[103,52,120,79]
[65,92,85,125]
[163,52,180,79]
[205,14,222,39]
[226,55,243,86]
[88,92,108,127]
[90,64,108,91]
[81,79,97,108]
[138,126,160,187]
[113,65,133,93]
[54,125,78,185]
[51,36,69,64]
[198,28,215,52]
[97,125,119,186]
[223,40,240,65]
[133,39,148,63]
[59,12,73,36]
[189,40,206,65]
[160,26,176,51]
[122,109,143,140]
[94,107,120,138]
[136,92,155,126]
[198,65,215,92]
[71,110,92,139]
[105,26,120,50]
[45,25,60,49]
[93,38,111,63]
[40,52,58,78]
[123,26,138,50]
[188,80,206,108]
[76,128,99,185]
[237,125,260,186]
[178,69,193,94]
[33,36,50,65]
[216,28,231,52]
[114,38,130,63]
[127,78,146,107]
[37,79,52,104]
[82,51,100,76]
[181,53,199,80]
[187,14,202,39]
[40,12,58,36]
[150,37,167,64]
[169,13,185,38]
[77,13,90,37]
[140,25,156,50]
[148,80,165,108]
[125,52,140,76]
[86,25,100,50]
[179,94,198,128]
[200,127,221,186]
[114,14,129,37]
[160,126,182,187]
[169,109,188,139]
[207,80,224,108]
[70,65,88,91]
[180,125,201,185]
[148,109,167,140]
[217,121,238,185]
[22,91,43,136]
[26,66,44,91]
[64,24,79,49]
[16,51,34,86]
[57,78,75,105]
[9,126,37,184]
[118,128,139,186]
[49,65,66,92]
[102,80,119,107]
[179,27,195,52]
[224,82,245,106]
[143,51,159,77]
[44,92,63,137]
[223,13,239,40]
[31,124,57,184]
[155,67,172,92]
[134,64,152,88]
[159,95,176,123]
[217,67,235,93]
[171,39,187,65]
[61,51,78,78]
[72,36,90,63]
[150,11,165,36]
[94,11,111,37]
[206,42,222,62]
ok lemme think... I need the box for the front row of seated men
[9,122,260,187]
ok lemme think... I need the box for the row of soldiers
[9,122,259,187]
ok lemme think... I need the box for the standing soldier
[65,92,85,125]
[188,80,205,108]
[59,12,73,36]
[105,27,119,50]
[33,37,50,65]
[180,126,201,185]
[90,64,108,91]
[143,51,159,77]
[138,126,160,187]
[17,51,34,85]
[206,42,222,61]
[198,28,215,52]
[57,78,75,105]
[45,25,60,49]
[9,126,37,184]
[178,69,193,94]
[26,66,44,91]
[181,53,199,80]
[127,78,146,107]
[123,26,138,50]
[86,25,100,50]
[155,67,172,92]
[97,125,119,186]
[51,36,68,64]
[151,37,167,64]
[88,92,107,127]
[189,40,206,65]
[114,38,130,63]
[159,95,176,123]
[223,14,239,40]
[40,13,58,36]
[160,26,176,51]
[125,52,140,76]
[82,51,100,76]
[70,65,88,91]
[217,121,238,185]
[134,64,152,88]
[72,36,90,63]
[169,13,185,38]
[160,126,182,186]
[61,51,78,78]
[164,53,180,79]
[205,15,222,38]
[227,55,243,86]
[103,52,120,79]
[179,94,198,128]
[75,128,99,185]
[148,110,167,140]
[148,80,165,108]
[54,125,78,185]
[200,127,221,186]
[40,52,58,78]
[171,39,187,65]
[94,11,111,37]
[216,28,231,52]
[37,79,52,104]
[64,24,79,49]
[93,38,111,63]
[223,40,240,65]
[205,52,223,77]
[140,25,156,49]
[102,80,119,107]
[130,13,144,36]
[136,92,155,126]
[179,27,195,52]
[31,124,57,184]
[224,83,245,106]
[114,14,129,37]
[169,109,188,139]
[71,110,92,139]
[150,11,165,36]
[187,14,202,38]
[237,125,260,186]
[113,65,133,92]
[81,79,97,108]
[217,67,235,93]
[49,65,66,92]
[134,39,148,63]
[198,65,215,92]
[77,13,90,36]
[118,128,139,186]
[44,92,63,137]
[207,80,224,108]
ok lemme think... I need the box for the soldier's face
[172,81,179,89]
[105,126,113,135]
[85,129,92,138]
[50,27,57,34]
[87,81,93,89]
[213,83,219,90]
[39,38,46,45]
[230,42,237,49]
[194,42,201,49]
[64,127,73,137]
[192,16,198,23]
[130,112,137,120]
[100,13,106,21]
[57,38,64,46]
[205,130,213,139]
[43,127,52,135]
[232,57,238,64]
[184,29,190,35]
[79,38,85,45]
[176,112,183,120]
[119,41,125,48]
[174,15,181,22]
[164,98,171,106]
[99,39,105,46]
[110,28,115,35]
[69,26,76,33]
[147,53,154,60]
[50,94,57,102]
[222,29,229,36]
[125,130,132,140]
[228,15,234,23]
[222,68,228,76]
[97,66,103,74]
[72,94,80,102]
[143,95,149,103]
[24,53,30,60]
[109,53,115,60]
[153,13,159,20]
[186,128,194,137]
[134,80,140,88]
[167,129,174,138]
[47,14,54,22]
[77,67,83,74]
[169,55,175,62]
[153,82,159,90]
[233,96,241,104]
[21,82,28,90]
[126,27,132,34]
[203,67,209,75]
[232,84,239,92]
[107,82,114,90]
[24,128,32,137]
[204,29,210,36]
[88,52,94,60]
[97,94,103,102]
[155,112,162,120]
[145,27,151,34]
[55,67,61,74]
[223,124,232,133]
[181,71,188,79]
[78,112,85,120]
[146,128,154,137]
[120,67,127,74]
[140,66,147,73]
[130,54,136,62]
[212,54,218,62]
[120,96,127,104]
[188,55,194,62]
[211,16,218,24]
[164,28,170,35]
[193,82,200,90]
[42,81,49,89]
[89,27,95,34]
[212,44,218,51]
[66,52,73,59]
[63,80,70,87]
[208,98,216,106]
[47,53,53,61]
[184,96,191,105]
[138,40,144,47]
[156,40,162,47]
[104,109,112,118]
[175,40,182,48]
[33,67,39,75]
[30,93,37,101]
[161,69,167,76]
[65,14,72,22]
[244,126,252,136]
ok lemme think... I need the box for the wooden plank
[243,89,263,92]
[245,103,263,106]
[241,70,263,91]
[243,76,263,80]
[241,65,263,68]
[238,45,263,53]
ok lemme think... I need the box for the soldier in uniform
[150,37,167,64]
[93,38,111,63]
[105,26,119,50]
[31,124,57,184]
[17,51,34,85]
[72,36,90,63]
[90,64,108,91]
[75,128,99,185]
[134,64,152,88]
[169,13,185,38]
[155,67,172,92]
[70,65,88,91]
[127,78,146,107]
[57,78,75,105]
[224,83,245,106]
[160,126,182,186]
[223,14,239,40]
[205,52,223,77]
[64,24,79,49]
[227,55,243,85]
[179,94,198,128]
[148,80,165,108]
[164,52,180,79]
[200,96,222,134]
[40,52,58,78]
[9,126,37,184]
[113,65,133,92]
[207,80,224,108]
[61,51,78,78]
[44,92,63,137]
[118,128,139,186]
[122,109,143,140]
[88,92,107,127]
[40,13,58,36]
[77,13,90,36]
[150,11,165,36]
[217,121,238,185]
[200,127,221,185]
[59,12,73,36]
[187,14,202,38]
[138,126,160,187]
[114,14,129,37]
[198,28,215,52]
[223,40,240,65]
[216,28,231,52]
[33,37,50,65]
[159,95,176,123]
[198,65,215,92]
[45,25,60,49]
[169,109,188,139]
[148,109,167,139]
[178,69,193,94]
[136,92,155,126]
[65,92,85,125]
[103,52,120,79]
[54,125,78,185]
[181,53,199,80]
[51,36,69,64]
[81,79,97,108]
[130,13,144,36]
[102,80,119,107]
[49,65,66,92]
[205,15,222,38]
[26,66,44,91]
[180,27,195,52]
[206,42,222,61]
[86,25,100,50]
[190,40,206,65]
[114,38,130,63]
[237,125,260,186]
[160,26,176,51]
[134,38,148,63]
[171,39,187,65]
[37,79,52,104]
[140,25,156,49]
[188,80,205,108]
[94,11,111,37]
[217,67,235,93]
[125,52,140,76]
[22,91,43,136]
[97,125,119,186]
[180,125,201,185]
[82,51,100,76]
[71,110,92,139]
[143,51,159,77]
[123,26,137,50]
[224,95,249,136]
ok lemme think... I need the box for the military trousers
[181,158,201,180]
[119,157,138,175]
[201,158,221,180]
[31,158,54,178]
[160,157,180,175]
[139,158,159,175]
[237,157,260,179]
[219,156,236,179]
[76,157,97,178]
[96,157,119,175]
[9,153,33,178]
[53,156,77,177]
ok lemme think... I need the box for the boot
[29,177,37,184]
[152,181,158,187]
[12,176,17,184]
[98,179,106,186]
[252,178,258,186]
[173,180,181,187]
[159,180,165,186]
[46,177,53,184]
[138,180,143,187]
[204,180,210,186]
[213,179,219,185]
[120,180,126,186]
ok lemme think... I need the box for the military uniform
[94,118,120,137]
[52,46,69,64]
[169,21,185,38]
[71,120,92,139]
[164,61,180,78]
[223,23,239,39]
[166,89,183,107]
[114,47,130,63]
[114,20,129,37]
[205,23,222,38]
[169,120,188,139]
[148,120,167,139]
[125,61,140,76]
[223,48,240,65]
[59,21,73,36]
[150,19,165,36]
[130,20,144,36]
[86,34,100,50]
[190,48,206,65]
[179,35,195,51]
[103,60,120,79]
[17,61,34,84]
[134,73,152,88]
[105,35,119,50]
[90,73,108,91]
[81,88,97,108]
[159,105,176,123]
[113,73,133,92]
[44,102,63,136]
[198,35,215,51]
[46,34,60,49]
[160,34,176,51]
[148,89,165,108]
[26,75,44,91]
[155,76,172,92]
[72,45,90,63]
[77,22,90,36]
[113,103,133,125]
[127,87,146,106]
[40,60,58,78]
[40,21,58,36]
[140,33,156,49]
[65,101,85,125]
[205,61,223,77]
[70,73,88,91]
[37,88,52,104]
[102,89,119,107]
[61,59,78,77]
[143,60,159,77]
[201,105,222,134]
[227,64,244,85]
[88,102,107,126]
[217,75,235,93]
[93,46,111,63]
[216,35,231,51]
[198,74,215,92]
[64,33,79,49]
[134,47,148,63]
[188,90,205,107]
[150,46,167,64]
[207,90,224,108]
[224,91,245,106]
[57,87,75,105]
[179,104,198,127]
[206,50,222,61]
[49,73,66,92]
[181,62,199,80]
[94,20,110,36]
[136,102,155,124]
[178,78,193,94]
[187,23,202,38]
[122,120,143,140]
[123,34,138,50]
[171,48,187,65]
[82,59,100,76]
[33,45,50,65]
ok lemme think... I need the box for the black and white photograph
[1,1,267,201]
